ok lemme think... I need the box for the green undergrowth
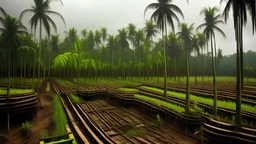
[0,88,34,95]
[117,87,138,92]
[70,94,82,102]
[245,85,256,88]
[55,79,76,87]
[46,83,50,92]
[52,94,68,136]
[141,86,256,113]
[40,129,50,139]
[135,94,185,113]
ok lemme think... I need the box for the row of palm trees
[0,0,65,131]
[144,0,255,126]
[0,0,255,128]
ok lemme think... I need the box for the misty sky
[0,0,255,55]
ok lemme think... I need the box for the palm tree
[81,29,87,40]
[64,27,78,45]
[117,28,129,61]
[217,48,223,75]
[127,23,136,80]
[197,32,207,81]
[191,34,200,84]
[0,7,28,132]
[167,32,182,81]
[176,23,194,112]
[86,30,95,52]
[106,35,119,77]
[144,20,158,49]
[100,27,107,46]
[197,6,226,115]
[134,29,145,64]
[144,0,184,97]
[221,0,256,125]
[49,34,59,78]
[20,0,65,90]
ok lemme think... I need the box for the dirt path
[6,82,54,144]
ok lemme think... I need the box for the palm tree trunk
[48,51,51,79]
[202,47,204,82]
[235,18,242,125]
[7,44,11,132]
[211,34,217,116]
[163,21,168,97]
[37,19,42,92]
[185,49,190,113]
[174,57,177,82]
[240,24,244,88]
[20,52,23,88]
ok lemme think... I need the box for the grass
[135,94,185,113]
[140,86,256,113]
[70,94,82,103]
[117,87,138,92]
[55,79,76,87]
[0,88,34,95]
[46,82,50,92]
[52,94,68,136]
[39,129,49,139]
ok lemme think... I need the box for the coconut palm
[176,23,195,112]
[197,32,207,81]
[81,29,87,40]
[197,6,226,115]
[144,0,184,97]
[117,28,129,61]
[217,48,223,75]
[134,29,145,64]
[64,27,78,45]
[86,30,95,52]
[167,32,182,81]
[0,7,28,132]
[127,23,137,80]
[48,34,59,78]
[100,27,107,46]
[106,35,119,77]
[221,0,256,125]
[144,20,158,48]
[20,0,65,90]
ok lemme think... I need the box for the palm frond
[45,10,66,26]
[144,3,159,16]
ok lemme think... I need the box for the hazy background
[1,0,255,55]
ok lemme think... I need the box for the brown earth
[6,84,54,144]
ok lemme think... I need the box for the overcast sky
[0,0,255,55]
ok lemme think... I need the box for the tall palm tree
[217,48,223,75]
[134,29,145,63]
[127,23,136,80]
[144,0,184,97]
[191,34,200,84]
[64,27,78,45]
[86,30,95,52]
[81,29,87,40]
[20,0,65,89]
[117,28,129,61]
[167,32,182,81]
[197,6,226,115]
[176,23,195,112]
[197,32,207,81]
[221,0,256,125]
[144,20,158,49]
[0,7,28,132]
[100,27,107,46]
[94,30,102,50]
[49,34,59,78]
[106,35,119,77]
